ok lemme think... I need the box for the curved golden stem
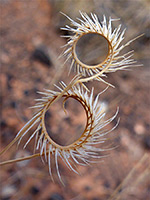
[0,152,41,166]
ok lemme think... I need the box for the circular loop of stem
[41,92,94,151]
[73,32,113,70]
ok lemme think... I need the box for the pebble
[32,46,52,67]
[24,90,29,96]
[30,186,40,195]
[0,120,7,129]
[143,135,150,150]
[1,185,16,199]
[48,193,64,200]
[134,123,145,135]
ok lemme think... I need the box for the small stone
[134,123,145,135]
[1,185,16,199]
[30,186,40,195]
[24,90,29,96]
[32,46,52,67]
[104,181,110,188]
[143,135,150,150]
[10,101,16,108]
[0,120,7,129]
[48,193,64,200]
[84,185,91,191]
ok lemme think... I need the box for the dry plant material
[61,11,142,85]
[0,11,141,183]
[18,82,118,182]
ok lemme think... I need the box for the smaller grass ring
[72,32,113,70]
[61,11,140,83]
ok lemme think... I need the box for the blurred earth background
[0,0,150,199]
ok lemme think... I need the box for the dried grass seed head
[16,81,118,181]
[61,11,141,83]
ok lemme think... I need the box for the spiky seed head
[61,11,142,84]
[16,81,118,182]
